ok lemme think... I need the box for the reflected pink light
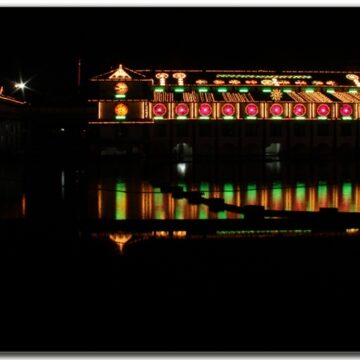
[340,104,353,116]
[199,103,212,116]
[153,103,167,116]
[317,104,330,116]
[270,103,283,116]
[175,103,189,116]
[293,103,306,116]
[245,103,259,116]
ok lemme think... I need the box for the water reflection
[2,159,360,220]
[93,179,360,220]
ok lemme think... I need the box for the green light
[239,87,249,93]
[154,188,165,220]
[175,199,185,220]
[154,87,164,92]
[115,182,126,220]
[343,182,352,200]
[262,88,272,93]
[217,87,228,93]
[115,116,126,120]
[272,182,282,203]
[271,116,283,120]
[198,204,208,220]
[305,88,315,93]
[223,116,234,120]
[198,87,209,93]
[295,116,306,120]
[326,88,335,93]
[245,116,257,120]
[246,183,257,203]
[115,94,126,99]
[318,181,327,200]
[154,116,164,120]
[177,116,187,120]
[342,116,352,120]
[349,89,358,93]
[296,182,305,201]
[224,183,234,204]
[317,116,328,120]
[200,182,209,195]
[217,211,227,219]
[174,87,184,92]
[199,116,210,120]
[283,88,292,93]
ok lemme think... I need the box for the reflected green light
[115,94,126,98]
[318,181,328,201]
[217,87,228,93]
[239,87,249,93]
[305,88,315,93]
[326,89,335,93]
[174,87,185,92]
[349,89,358,93]
[115,116,126,120]
[296,182,305,202]
[247,183,257,203]
[200,116,210,120]
[343,182,352,201]
[115,181,126,220]
[283,88,292,93]
[200,182,209,195]
[262,88,272,93]
[154,87,164,92]
[175,199,186,220]
[272,182,282,203]
[199,204,208,220]
[342,116,352,120]
[154,187,165,220]
[224,183,234,203]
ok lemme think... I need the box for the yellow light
[114,103,128,116]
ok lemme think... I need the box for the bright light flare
[15,82,26,90]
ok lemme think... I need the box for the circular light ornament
[346,74,359,81]
[153,103,167,116]
[245,103,259,116]
[293,103,307,116]
[270,103,284,116]
[261,79,273,85]
[199,103,212,116]
[175,103,189,116]
[114,103,128,116]
[317,104,331,116]
[221,103,235,116]
[114,82,128,94]
[340,104,353,116]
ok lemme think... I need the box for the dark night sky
[2,7,360,103]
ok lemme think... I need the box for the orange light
[114,103,128,116]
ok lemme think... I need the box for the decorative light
[245,103,259,116]
[340,104,353,116]
[317,104,331,117]
[295,80,307,85]
[155,73,169,86]
[271,89,283,101]
[114,82,128,94]
[346,74,360,87]
[293,104,307,116]
[175,103,189,116]
[270,103,284,116]
[15,82,26,90]
[326,81,336,86]
[114,103,128,116]
[173,73,186,86]
[312,81,324,85]
[153,103,167,116]
[229,80,241,85]
[196,79,208,85]
[221,103,235,116]
[261,79,273,85]
[213,79,225,85]
[272,78,280,86]
[199,103,212,116]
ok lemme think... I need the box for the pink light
[221,103,235,116]
[317,104,330,116]
[270,103,284,116]
[199,103,212,116]
[340,104,353,116]
[245,103,259,116]
[153,103,167,116]
[293,103,306,116]
[175,103,189,116]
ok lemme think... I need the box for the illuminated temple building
[88,65,360,157]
